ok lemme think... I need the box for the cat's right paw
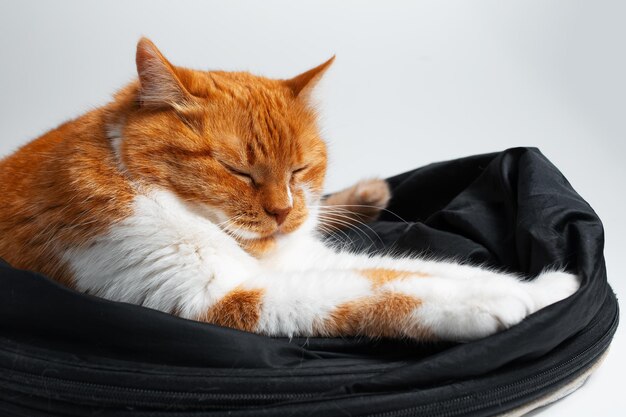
[419,290,533,341]
[528,270,581,310]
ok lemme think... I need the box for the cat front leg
[197,268,579,341]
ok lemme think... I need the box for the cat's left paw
[343,178,391,223]
[321,178,391,229]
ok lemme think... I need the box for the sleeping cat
[0,38,579,341]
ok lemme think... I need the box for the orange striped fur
[202,288,265,333]
[321,293,430,339]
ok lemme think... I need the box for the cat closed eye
[221,163,254,181]
[230,168,253,181]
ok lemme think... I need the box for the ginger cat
[0,38,579,341]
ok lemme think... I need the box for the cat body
[0,38,579,341]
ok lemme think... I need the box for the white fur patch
[246,269,372,337]
[64,189,257,319]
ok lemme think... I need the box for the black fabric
[0,147,618,416]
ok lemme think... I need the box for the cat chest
[62,189,257,317]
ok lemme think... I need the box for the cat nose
[265,206,292,226]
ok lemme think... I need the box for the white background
[0,1,624,415]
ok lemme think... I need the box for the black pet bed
[0,147,618,416]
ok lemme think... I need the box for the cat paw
[413,272,580,342]
[353,178,391,211]
[345,179,391,223]
[321,178,391,229]
[528,270,581,310]
[425,292,533,341]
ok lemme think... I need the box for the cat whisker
[316,222,353,242]
[316,206,380,222]
[313,204,410,225]
[317,218,383,252]
[215,216,253,242]
[315,224,356,251]
[317,211,384,242]
[316,214,381,248]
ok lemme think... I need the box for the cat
[0,38,579,341]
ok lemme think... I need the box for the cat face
[118,39,331,244]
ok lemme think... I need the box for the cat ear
[135,37,190,108]
[285,56,335,98]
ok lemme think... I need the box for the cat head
[113,38,332,251]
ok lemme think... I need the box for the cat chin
[223,226,264,240]
[233,215,315,241]
[233,227,297,242]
